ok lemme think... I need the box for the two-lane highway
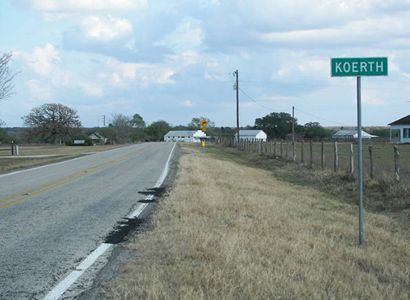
[0,142,176,299]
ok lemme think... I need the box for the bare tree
[23,103,82,143]
[110,113,133,143]
[0,53,16,102]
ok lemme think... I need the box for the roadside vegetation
[104,144,409,299]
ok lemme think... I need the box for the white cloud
[180,100,194,107]
[80,82,104,97]
[155,18,204,52]
[27,80,53,100]
[169,51,201,67]
[29,0,147,13]
[363,95,385,106]
[273,57,329,82]
[21,43,60,75]
[104,59,175,87]
[81,15,133,42]
[256,15,410,48]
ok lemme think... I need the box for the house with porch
[389,115,410,143]
[89,132,108,145]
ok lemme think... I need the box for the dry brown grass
[105,144,410,299]
[0,144,123,173]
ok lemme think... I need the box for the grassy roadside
[105,143,409,299]
[0,144,124,174]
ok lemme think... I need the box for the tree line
[0,102,390,145]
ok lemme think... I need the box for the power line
[294,107,344,127]
[239,87,345,127]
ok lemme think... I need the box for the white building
[164,130,206,143]
[332,129,377,140]
[389,115,410,143]
[236,130,267,141]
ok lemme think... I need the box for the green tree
[187,117,215,129]
[0,128,8,143]
[303,122,332,139]
[23,103,82,143]
[254,112,295,139]
[145,120,171,141]
[366,127,389,138]
[131,113,145,128]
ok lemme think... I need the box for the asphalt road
[0,142,176,299]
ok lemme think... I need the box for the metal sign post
[356,76,364,245]
[331,57,388,246]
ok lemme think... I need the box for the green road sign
[331,57,388,77]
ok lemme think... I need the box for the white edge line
[43,244,112,300]
[154,142,176,188]
[42,142,176,300]
[0,144,137,179]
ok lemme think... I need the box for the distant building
[89,132,108,145]
[235,130,267,141]
[389,115,410,143]
[164,130,205,143]
[332,129,377,140]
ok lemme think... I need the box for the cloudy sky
[1,0,410,128]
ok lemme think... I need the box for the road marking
[0,144,137,179]
[0,145,150,209]
[155,142,176,188]
[42,143,176,300]
[43,244,112,300]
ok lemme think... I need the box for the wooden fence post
[368,145,374,179]
[394,145,400,182]
[334,141,339,172]
[321,141,325,169]
[301,140,304,163]
[350,144,354,175]
[280,140,283,158]
[274,141,277,156]
[11,141,15,156]
[309,140,313,168]
[285,142,289,160]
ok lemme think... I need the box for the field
[0,144,123,174]
[103,144,409,299]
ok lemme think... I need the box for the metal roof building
[164,130,205,143]
[332,129,377,140]
[235,130,267,141]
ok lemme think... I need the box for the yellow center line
[0,145,149,210]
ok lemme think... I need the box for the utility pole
[292,106,295,161]
[234,70,239,144]
[102,115,106,127]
